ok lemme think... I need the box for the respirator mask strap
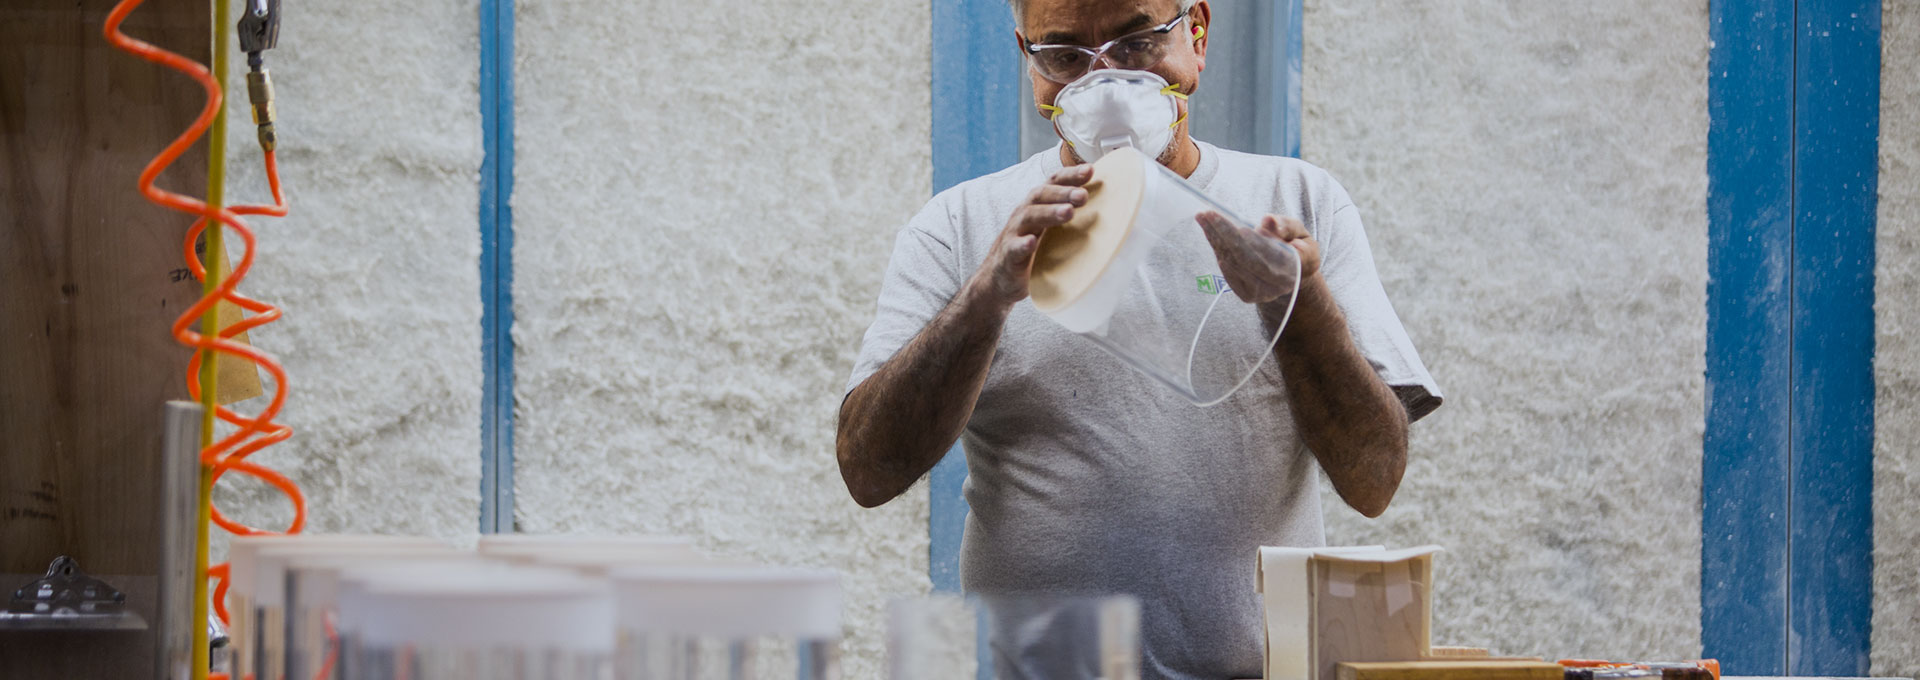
[1160,83,1189,130]
[1038,103,1075,151]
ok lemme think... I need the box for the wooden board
[1311,557,1432,680]
[207,248,264,404]
[1028,146,1146,312]
[1,0,207,574]
[1,0,209,676]
[1337,660,1564,680]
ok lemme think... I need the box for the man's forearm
[837,282,1008,508]
[1266,276,1408,517]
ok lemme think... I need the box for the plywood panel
[1337,660,1563,680]
[1312,560,1430,680]
[0,0,207,574]
[1,1,209,676]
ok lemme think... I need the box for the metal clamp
[237,0,281,55]
[0,556,147,631]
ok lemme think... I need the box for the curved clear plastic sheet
[1029,147,1300,406]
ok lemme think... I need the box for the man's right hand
[968,164,1094,309]
[837,165,1095,508]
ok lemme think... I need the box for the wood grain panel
[1337,660,1564,680]
[1,0,207,573]
[1,0,209,675]
[1312,560,1430,680]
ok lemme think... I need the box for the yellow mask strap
[1161,83,1190,129]
[1039,103,1064,120]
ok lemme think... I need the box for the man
[838,1,1442,677]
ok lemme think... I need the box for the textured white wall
[211,0,486,549]
[183,0,1920,673]
[1874,0,1919,675]
[1301,0,1709,659]
[509,0,932,676]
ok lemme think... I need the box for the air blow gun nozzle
[238,0,281,151]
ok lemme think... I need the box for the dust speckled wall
[212,0,486,549]
[508,0,932,676]
[191,0,1920,673]
[1874,0,1919,676]
[1301,0,1710,660]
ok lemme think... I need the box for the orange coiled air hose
[102,1,305,676]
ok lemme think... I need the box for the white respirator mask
[1041,69,1189,164]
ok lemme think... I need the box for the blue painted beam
[1249,0,1302,159]
[1702,0,1795,673]
[1282,0,1301,159]
[1788,0,1878,673]
[928,0,1022,595]
[932,0,1023,195]
[478,0,516,534]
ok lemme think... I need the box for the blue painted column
[1277,0,1302,159]
[1704,0,1877,672]
[478,0,516,534]
[927,0,1022,594]
[1788,0,1878,673]
[1703,0,1795,672]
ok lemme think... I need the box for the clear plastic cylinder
[226,534,445,680]
[280,552,480,680]
[1027,146,1301,406]
[522,547,713,576]
[336,565,613,680]
[610,565,842,680]
[477,534,697,561]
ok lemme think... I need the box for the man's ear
[1191,1,1213,68]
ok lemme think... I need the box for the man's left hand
[1196,212,1320,304]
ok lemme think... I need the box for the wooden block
[1337,660,1564,680]
[1311,550,1436,680]
[1258,545,1443,680]
[207,247,264,404]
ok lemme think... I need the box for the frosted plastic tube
[227,535,442,680]
[610,565,843,680]
[338,565,614,680]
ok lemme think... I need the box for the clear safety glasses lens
[1026,15,1186,84]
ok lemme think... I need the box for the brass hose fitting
[245,59,275,151]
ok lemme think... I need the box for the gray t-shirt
[847,142,1442,680]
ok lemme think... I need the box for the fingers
[1264,215,1308,241]
[1266,215,1319,277]
[1012,201,1076,237]
[1027,184,1089,208]
[1198,212,1305,303]
[1003,234,1038,266]
[1008,168,1093,239]
[1049,164,1095,186]
[1196,210,1231,235]
[997,234,1040,301]
[981,166,1095,307]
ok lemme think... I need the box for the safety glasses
[1022,12,1191,85]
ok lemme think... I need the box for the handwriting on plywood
[5,507,58,521]
[5,481,60,522]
